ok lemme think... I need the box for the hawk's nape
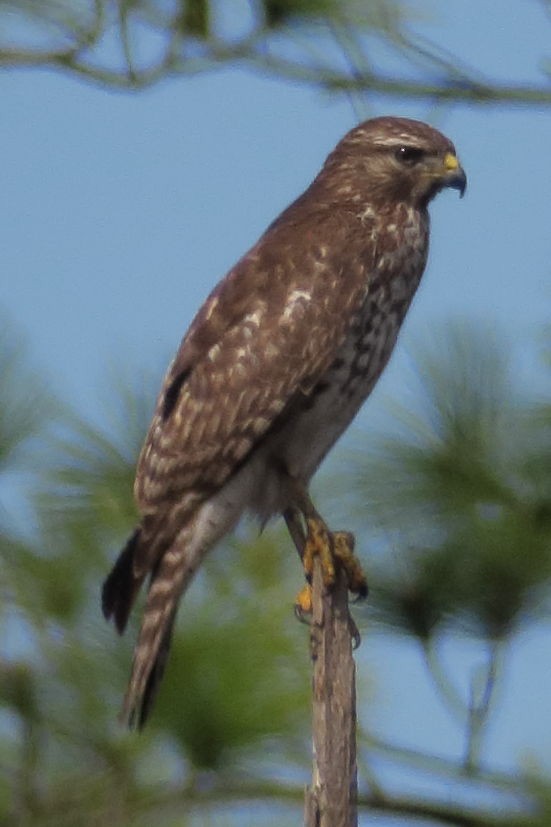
[102,116,466,727]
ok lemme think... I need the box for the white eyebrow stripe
[372,136,422,147]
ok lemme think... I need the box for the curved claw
[352,583,369,603]
[349,615,362,650]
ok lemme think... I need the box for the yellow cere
[444,152,459,171]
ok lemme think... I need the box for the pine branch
[2,2,551,107]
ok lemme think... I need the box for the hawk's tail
[103,522,206,728]
[102,528,145,634]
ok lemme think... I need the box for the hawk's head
[321,116,466,209]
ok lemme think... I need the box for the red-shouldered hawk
[103,116,466,727]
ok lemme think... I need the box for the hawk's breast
[252,204,429,518]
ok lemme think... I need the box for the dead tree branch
[305,558,359,827]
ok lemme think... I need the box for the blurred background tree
[2,1,551,825]
[2,0,551,103]
[3,320,551,826]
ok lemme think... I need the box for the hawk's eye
[395,146,425,165]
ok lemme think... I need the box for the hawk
[102,116,466,727]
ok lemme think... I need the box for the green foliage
[262,0,336,27]
[0,320,55,476]
[0,343,309,825]
[3,317,551,825]
[348,323,551,640]
[179,0,210,38]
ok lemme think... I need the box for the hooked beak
[443,152,467,197]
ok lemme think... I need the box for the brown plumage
[102,116,466,727]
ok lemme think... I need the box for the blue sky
[3,2,550,421]
[2,0,551,818]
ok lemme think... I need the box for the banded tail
[102,522,205,728]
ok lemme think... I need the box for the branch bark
[304,557,358,827]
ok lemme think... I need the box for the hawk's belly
[249,305,406,521]
[281,320,399,477]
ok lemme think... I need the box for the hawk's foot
[296,520,368,611]
[293,516,335,620]
[294,582,313,620]
[293,580,362,648]
[332,531,369,601]
[303,516,336,589]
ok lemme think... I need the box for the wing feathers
[162,368,192,420]
[135,215,367,521]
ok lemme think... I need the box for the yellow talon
[332,531,368,599]
[303,517,336,588]
[301,521,368,600]
[294,583,313,620]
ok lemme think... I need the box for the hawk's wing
[135,212,370,532]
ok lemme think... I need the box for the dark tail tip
[121,610,177,730]
[102,528,142,634]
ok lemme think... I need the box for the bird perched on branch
[102,116,466,727]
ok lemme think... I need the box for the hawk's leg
[283,505,307,561]
[283,506,314,618]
